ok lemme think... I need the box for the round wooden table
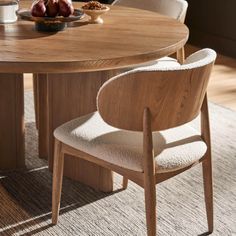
[0,1,188,191]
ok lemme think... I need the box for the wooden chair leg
[143,108,156,236]
[52,139,64,225]
[144,181,156,236]
[177,47,185,64]
[202,156,213,233]
[122,177,128,189]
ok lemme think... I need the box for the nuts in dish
[81,1,106,10]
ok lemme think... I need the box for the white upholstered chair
[113,0,188,64]
[112,0,188,23]
[52,48,216,236]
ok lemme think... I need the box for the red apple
[31,0,47,17]
[46,0,59,17]
[58,0,74,17]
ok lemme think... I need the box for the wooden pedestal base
[37,71,119,192]
[0,73,24,170]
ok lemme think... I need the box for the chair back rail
[112,0,188,23]
[97,49,216,131]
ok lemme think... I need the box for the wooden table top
[0,2,189,73]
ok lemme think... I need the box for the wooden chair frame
[52,93,213,236]
[52,48,217,235]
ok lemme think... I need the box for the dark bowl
[17,9,84,32]
[35,21,66,32]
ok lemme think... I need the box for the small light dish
[82,6,110,24]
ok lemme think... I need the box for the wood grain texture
[177,46,185,64]
[0,1,188,73]
[122,177,128,189]
[0,74,25,170]
[33,74,39,129]
[201,94,214,233]
[143,108,156,236]
[25,44,236,111]
[52,139,64,225]
[98,64,214,131]
[37,74,49,159]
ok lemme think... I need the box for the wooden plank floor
[24,44,236,111]
[186,45,236,110]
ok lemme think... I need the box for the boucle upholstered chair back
[112,0,188,23]
[97,49,217,131]
[113,0,188,63]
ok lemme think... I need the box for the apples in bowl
[31,0,74,17]
[17,0,84,32]
[30,0,75,31]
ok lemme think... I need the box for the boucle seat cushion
[129,57,180,72]
[138,57,180,69]
[54,112,207,173]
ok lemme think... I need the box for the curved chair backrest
[97,49,217,132]
[112,0,188,23]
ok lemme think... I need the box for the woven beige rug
[0,91,235,235]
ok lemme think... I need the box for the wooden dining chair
[52,48,216,235]
[112,0,188,64]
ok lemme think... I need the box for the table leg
[33,74,39,130]
[37,74,49,160]
[44,71,119,192]
[0,73,24,170]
